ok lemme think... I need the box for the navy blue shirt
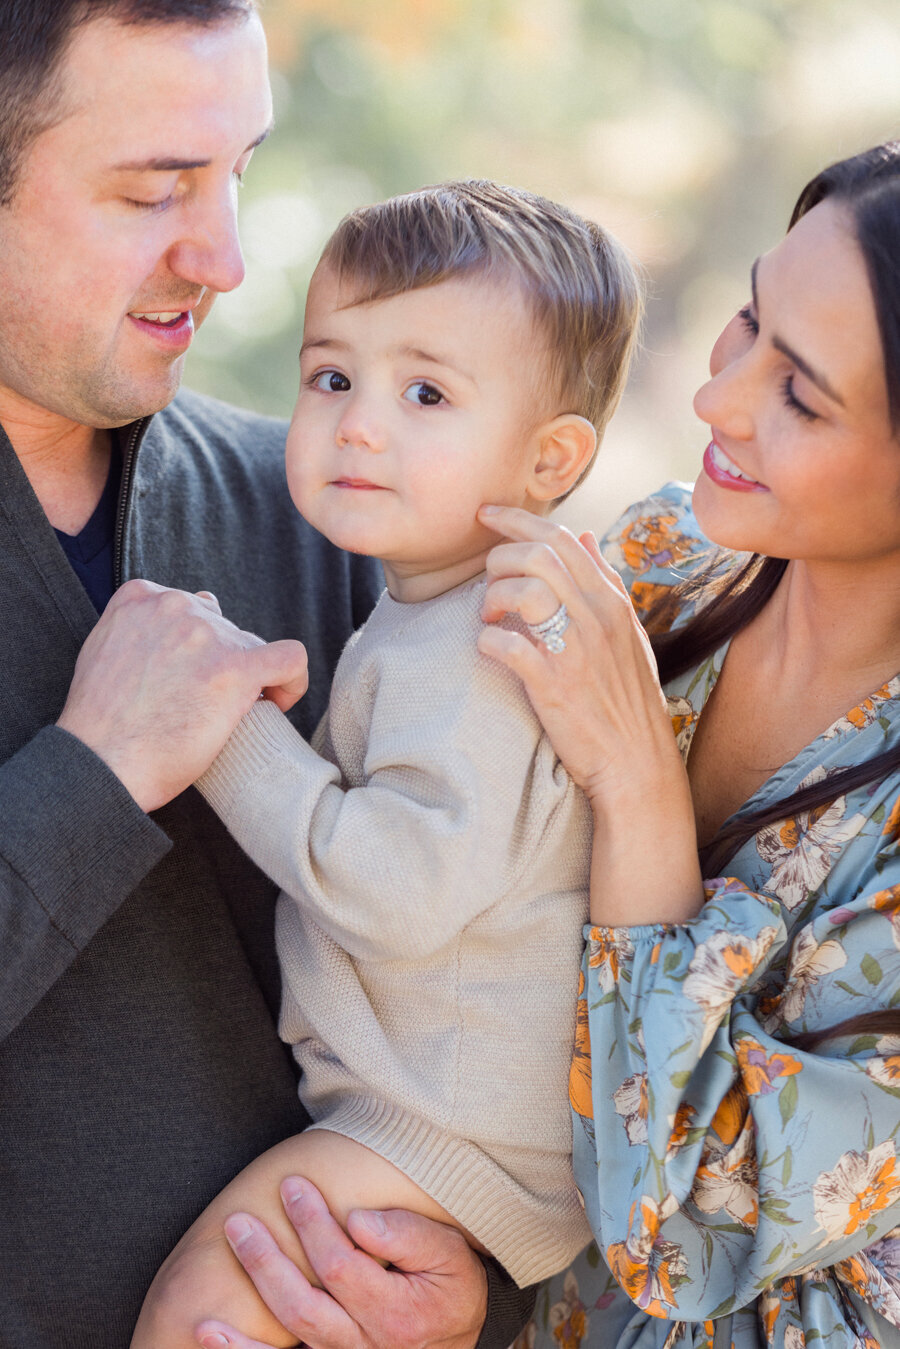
[54,447,122,614]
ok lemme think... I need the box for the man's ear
[527,413,597,504]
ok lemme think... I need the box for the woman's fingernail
[199,1335,230,1348]
[359,1209,387,1236]
[479,504,500,515]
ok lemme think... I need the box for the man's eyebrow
[751,257,846,407]
[111,123,274,174]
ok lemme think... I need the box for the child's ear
[527,414,597,503]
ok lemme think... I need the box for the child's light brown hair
[319,179,643,499]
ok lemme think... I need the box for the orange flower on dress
[735,1037,802,1097]
[619,514,696,577]
[709,1082,749,1147]
[866,1041,900,1092]
[605,1195,686,1318]
[667,695,698,755]
[869,885,900,950]
[882,795,900,840]
[666,1102,697,1159]
[824,676,900,738]
[683,926,780,1053]
[691,1113,759,1229]
[631,579,678,624]
[568,970,594,1120]
[549,1270,589,1349]
[757,768,867,911]
[813,1141,900,1240]
[587,926,634,994]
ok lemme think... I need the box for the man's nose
[167,182,246,295]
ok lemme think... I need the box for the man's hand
[194,1177,488,1349]
[57,580,308,813]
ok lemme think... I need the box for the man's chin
[86,363,187,429]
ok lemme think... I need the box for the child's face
[286,263,552,602]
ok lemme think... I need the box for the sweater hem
[305,1095,592,1287]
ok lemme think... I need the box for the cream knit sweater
[198,576,593,1284]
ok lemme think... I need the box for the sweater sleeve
[197,611,565,963]
[571,869,900,1323]
[0,726,171,1042]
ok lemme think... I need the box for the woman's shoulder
[599,481,730,626]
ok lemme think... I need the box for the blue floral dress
[518,485,900,1349]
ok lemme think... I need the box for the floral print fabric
[519,485,900,1348]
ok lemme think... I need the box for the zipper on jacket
[113,416,149,590]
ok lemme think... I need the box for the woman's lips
[702,439,767,493]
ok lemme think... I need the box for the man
[0,1,535,1344]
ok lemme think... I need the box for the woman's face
[692,199,900,568]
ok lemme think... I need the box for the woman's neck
[752,554,900,696]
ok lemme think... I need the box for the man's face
[0,11,272,431]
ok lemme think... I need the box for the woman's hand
[477,506,674,800]
[477,505,704,926]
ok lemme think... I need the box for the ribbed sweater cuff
[198,699,320,820]
[308,1096,591,1287]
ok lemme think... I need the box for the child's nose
[335,397,386,453]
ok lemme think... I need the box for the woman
[477,142,900,1347]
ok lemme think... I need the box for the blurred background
[190,0,900,536]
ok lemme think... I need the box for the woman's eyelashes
[738,304,759,336]
[737,306,818,422]
[781,375,817,422]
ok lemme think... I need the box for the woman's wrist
[586,762,705,928]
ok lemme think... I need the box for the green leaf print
[782,1148,793,1185]
[847,1035,880,1055]
[779,1074,799,1126]
[861,953,883,985]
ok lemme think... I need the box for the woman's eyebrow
[751,257,846,407]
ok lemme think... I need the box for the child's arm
[131,1129,482,1349]
[196,605,559,961]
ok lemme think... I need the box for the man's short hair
[0,0,255,207]
[320,180,643,497]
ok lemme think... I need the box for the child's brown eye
[313,370,351,392]
[404,380,443,406]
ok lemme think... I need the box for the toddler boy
[133,180,642,1348]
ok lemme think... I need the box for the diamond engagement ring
[525,603,569,653]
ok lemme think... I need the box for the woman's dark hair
[0,0,255,207]
[649,143,900,1047]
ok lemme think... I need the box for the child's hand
[195,1177,488,1349]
